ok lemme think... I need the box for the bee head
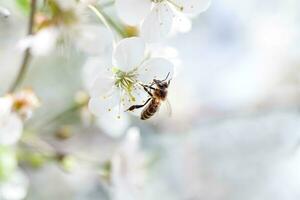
[153,80,167,89]
[154,72,171,89]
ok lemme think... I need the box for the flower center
[113,68,139,101]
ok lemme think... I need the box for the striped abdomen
[141,99,161,120]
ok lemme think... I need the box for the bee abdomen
[141,101,159,120]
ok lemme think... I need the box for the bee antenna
[162,72,170,82]
[167,78,172,86]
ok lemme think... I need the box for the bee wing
[157,99,172,118]
[165,99,172,117]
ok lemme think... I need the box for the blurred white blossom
[0,169,29,200]
[0,6,10,18]
[115,0,211,42]
[0,89,39,145]
[0,97,22,146]
[17,0,111,56]
[9,89,40,120]
[110,127,146,200]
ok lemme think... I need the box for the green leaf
[15,0,30,15]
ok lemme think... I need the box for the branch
[8,0,37,93]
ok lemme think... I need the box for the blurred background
[1,0,300,199]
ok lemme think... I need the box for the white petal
[96,107,130,138]
[141,2,174,43]
[76,25,113,56]
[171,11,192,33]
[18,28,59,56]
[0,6,10,18]
[0,97,13,116]
[82,57,112,92]
[115,0,152,25]
[148,44,179,59]
[121,127,141,154]
[122,87,149,117]
[113,37,145,71]
[88,91,119,117]
[0,113,23,145]
[0,169,29,200]
[89,74,115,98]
[138,57,174,84]
[147,45,182,76]
[111,127,145,191]
[172,0,211,14]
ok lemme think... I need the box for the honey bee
[126,73,171,120]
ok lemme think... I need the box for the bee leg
[141,84,156,96]
[126,98,151,112]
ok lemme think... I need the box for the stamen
[166,0,184,11]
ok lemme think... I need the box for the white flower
[83,57,130,138]
[0,6,10,18]
[87,37,174,120]
[18,0,112,56]
[115,0,211,42]
[110,127,146,200]
[18,27,59,56]
[0,169,29,200]
[9,89,40,120]
[0,97,23,146]
[0,89,39,145]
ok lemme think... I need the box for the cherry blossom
[0,97,22,146]
[18,0,112,56]
[0,89,39,146]
[87,37,174,121]
[0,169,29,200]
[115,0,211,42]
[0,6,10,18]
[85,37,173,118]
[110,127,146,200]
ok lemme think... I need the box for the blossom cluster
[0,0,210,199]
[0,89,39,199]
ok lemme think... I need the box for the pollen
[114,68,138,93]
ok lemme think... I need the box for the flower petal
[172,0,211,14]
[82,57,112,92]
[88,91,119,117]
[89,73,115,98]
[18,27,58,56]
[1,169,29,200]
[115,0,151,25]
[0,97,13,116]
[0,6,10,18]
[122,86,149,117]
[138,57,174,84]
[96,107,130,138]
[141,2,174,43]
[171,11,192,33]
[76,24,113,56]
[0,113,23,145]
[113,37,145,71]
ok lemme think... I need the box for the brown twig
[8,0,37,93]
